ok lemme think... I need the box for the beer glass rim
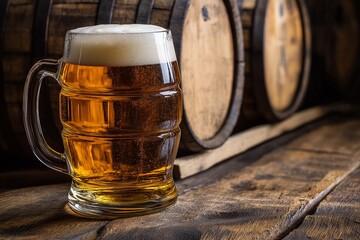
[66,28,170,36]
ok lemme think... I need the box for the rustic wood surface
[1,113,360,239]
[175,104,351,179]
[149,0,174,28]
[285,168,360,239]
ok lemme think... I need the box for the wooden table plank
[285,167,360,240]
[286,117,360,156]
[1,115,360,239]
[175,104,355,179]
[0,184,108,239]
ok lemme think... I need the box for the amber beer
[23,24,182,218]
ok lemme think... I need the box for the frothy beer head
[63,24,177,66]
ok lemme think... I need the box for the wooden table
[1,114,360,239]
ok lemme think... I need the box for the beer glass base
[67,180,177,219]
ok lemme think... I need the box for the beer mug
[23,24,182,218]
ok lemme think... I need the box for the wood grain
[172,0,244,152]
[3,0,35,53]
[0,184,108,239]
[333,1,359,85]
[149,0,174,28]
[0,0,10,152]
[111,0,140,25]
[1,114,360,239]
[181,0,234,141]
[285,168,360,239]
[264,0,303,112]
[1,0,37,158]
[305,0,360,103]
[175,104,353,179]
[238,0,311,123]
[47,1,99,58]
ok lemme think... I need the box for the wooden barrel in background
[237,0,311,126]
[305,0,360,105]
[0,0,13,158]
[135,0,244,152]
[0,0,245,170]
[0,0,42,170]
[168,0,244,152]
[46,0,244,153]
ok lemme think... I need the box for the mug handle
[23,59,68,174]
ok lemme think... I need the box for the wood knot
[232,180,257,191]
[201,6,210,21]
[254,173,274,180]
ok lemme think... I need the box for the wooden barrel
[169,0,244,152]
[137,0,245,152]
[0,0,40,168]
[238,0,311,124]
[0,0,245,168]
[305,0,360,104]
[0,0,13,156]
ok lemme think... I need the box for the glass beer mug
[23,24,182,218]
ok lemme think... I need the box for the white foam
[63,24,177,66]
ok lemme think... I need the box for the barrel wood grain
[0,0,11,152]
[170,0,244,151]
[305,0,360,104]
[180,0,234,141]
[136,0,174,28]
[1,114,360,239]
[111,0,140,25]
[1,0,37,158]
[285,168,360,240]
[323,0,360,98]
[302,0,330,106]
[237,0,311,125]
[149,0,174,28]
[48,0,142,56]
[329,0,359,88]
[32,0,52,61]
[264,0,303,112]
[47,0,99,58]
